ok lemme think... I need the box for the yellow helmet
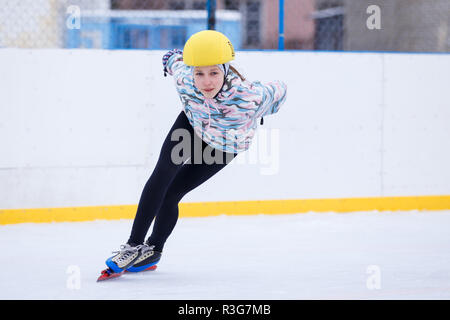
[183,30,235,67]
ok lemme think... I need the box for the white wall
[0,49,449,209]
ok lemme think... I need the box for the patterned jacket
[165,52,287,154]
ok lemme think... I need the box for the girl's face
[193,65,224,99]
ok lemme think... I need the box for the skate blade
[96,268,124,282]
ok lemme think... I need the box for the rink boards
[0,49,449,224]
[1,195,450,224]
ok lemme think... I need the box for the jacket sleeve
[165,51,188,78]
[253,80,287,119]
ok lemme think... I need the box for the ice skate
[105,243,144,273]
[125,244,162,273]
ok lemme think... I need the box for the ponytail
[229,65,246,81]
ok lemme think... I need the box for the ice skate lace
[112,244,143,263]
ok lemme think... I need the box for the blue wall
[66,15,241,50]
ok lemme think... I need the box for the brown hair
[229,65,246,81]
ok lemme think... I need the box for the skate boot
[105,243,144,273]
[126,244,162,273]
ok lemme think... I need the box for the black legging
[127,111,237,251]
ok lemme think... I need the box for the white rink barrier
[0,49,449,223]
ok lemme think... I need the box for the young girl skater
[98,30,287,280]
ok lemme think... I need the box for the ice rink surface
[1,210,450,300]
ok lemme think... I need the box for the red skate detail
[144,265,157,271]
[96,268,124,282]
